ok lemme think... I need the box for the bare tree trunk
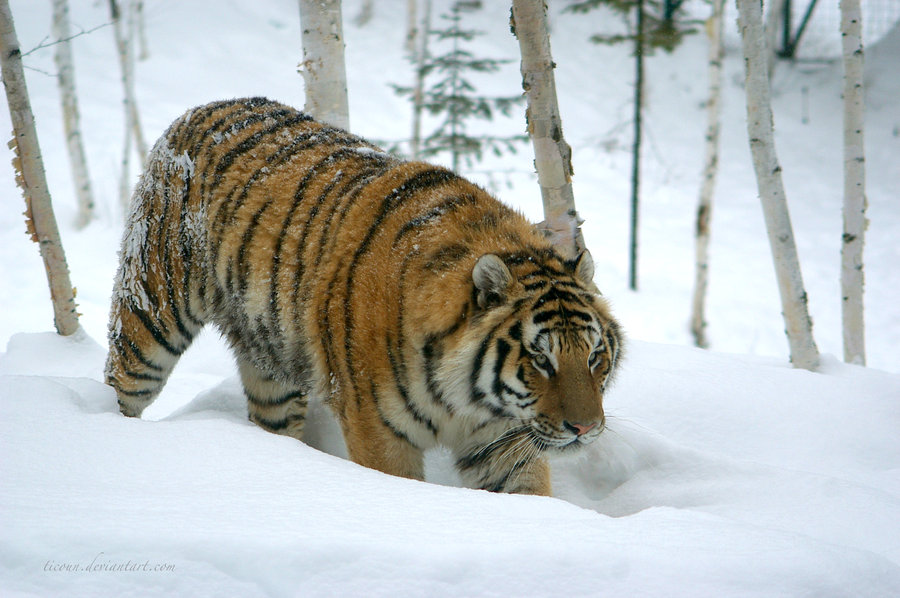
[299,0,350,130]
[840,0,866,365]
[690,0,726,348]
[52,0,95,229]
[405,0,417,54]
[628,0,644,290]
[764,0,785,79]
[133,0,149,60]
[510,0,584,260]
[409,0,431,161]
[736,0,819,371]
[109,0,147,211]
[1,0,79,335]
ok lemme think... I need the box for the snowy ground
[2,1,899,596]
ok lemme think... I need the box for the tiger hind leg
[105,298,199,418]
[238,357,308,441]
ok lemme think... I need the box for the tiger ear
[473,254,512,310]
[571,250,595,286]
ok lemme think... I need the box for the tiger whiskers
[471,423,531,461]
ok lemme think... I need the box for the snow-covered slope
[1,0,899,595]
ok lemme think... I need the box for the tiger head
[466,250,622,452]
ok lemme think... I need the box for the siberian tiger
[105,97,622,496]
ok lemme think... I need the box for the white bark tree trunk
[133,0,149,60]
[409,0,430,161]
[52,0,95,229]
[299,0,350,131]
[109,0,147,212]
[736,0,819,371]
[840,0,866,365]
[1,0,79,335]
[764,0,785,79]
[510,0,584,260]
[690,0,726,349]
[405,0,417,54]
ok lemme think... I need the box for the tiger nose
[564,421,598,436]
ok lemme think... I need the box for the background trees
[737,0,819,370]
[1,0,79,335]
[839,0,867,366]
[566,0,695,289]
[51,0,94,229]
[1,0,893,369]
[394,0,525,173]
[510,0,584,259]
[690,0,726,349]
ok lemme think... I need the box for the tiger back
[106,97,623,495]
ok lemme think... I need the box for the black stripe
[311,163,392,270]
[115,387,157,398]
[270,148,363,309]
[339,168,458,410]
[127,305,184,356]
[159,159,196,344]
[423,243,470,272]
[492,339,529,403]
[246,389,304,407]
[252,412,306,432]
[123,369,164,382]
[422,337,456,414]
[115,334,165,372]
[198,104,297,192]
[208,109,304,188]
[209,130,364,281]
[392,194,478,247]
[386,335,438,435]
[171,99,237,156]
[370,380,419,447]
[482,457,534,493]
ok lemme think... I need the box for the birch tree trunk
[109,0,147,211]
[764,0,785,79]
[1,0,79,335]
[840,0,866,365]
[299,0,350,130]
[52,0,95,229]
[736,0,819,371]
[133,0,149,60]
[410,0,430,160]
[510,0,584,260]
[690,0,726,348]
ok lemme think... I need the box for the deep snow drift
[2,330,899,597]
[1,0,899,595]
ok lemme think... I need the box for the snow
[1,0,899,596]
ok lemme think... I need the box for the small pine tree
[393,0,526,172]
[568,0,696,52]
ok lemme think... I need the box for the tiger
[105,97,623,496]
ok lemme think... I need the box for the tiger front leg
[239,357,309,442]
[336,396,425,482]
[455,440,552,496]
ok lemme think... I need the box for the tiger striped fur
[105,97,622,495]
